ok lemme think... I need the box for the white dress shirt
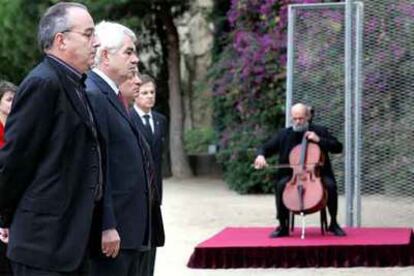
[133,105,154,133]
[92,68,119,95]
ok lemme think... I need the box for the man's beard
[293,122,309,132]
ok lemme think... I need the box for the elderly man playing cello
[254,103,346,238]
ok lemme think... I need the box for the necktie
[118,91,129,111]
[143,114,153,136]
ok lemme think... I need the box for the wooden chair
[289,207,328,237]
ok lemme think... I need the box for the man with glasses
[0,2,103,275]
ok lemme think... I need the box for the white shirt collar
[92,68,119,95]
[133,104,152,119]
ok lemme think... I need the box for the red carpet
[187,227,414,268]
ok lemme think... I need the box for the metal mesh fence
[287,3,348,194]
[357,0,414,225]
[287,0,414,226]
[359,0,414,197]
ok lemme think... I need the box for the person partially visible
[129,73,166,276]
[0,80,16,276]
[118,68,141,104]
[131,74,167,204]
[0,2,104,275]
[254,103,346,238]
[0,81,16,148]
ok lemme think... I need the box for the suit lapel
[129,110,153,167]
[107,89,131,122]
[130,108,152,145]
[88,71,150,144]
[88,71,131,122]
[153,113,162,146]
[45,58,92,128]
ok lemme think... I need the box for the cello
[282,133,327,239]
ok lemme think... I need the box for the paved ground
[155,177,414,276]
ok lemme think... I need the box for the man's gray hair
[94,21,137,66]
[38,2,88,51]
[139,74,157,90]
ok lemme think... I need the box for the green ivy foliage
[0,0,46,83]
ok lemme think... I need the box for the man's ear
[102,48,110,63]
[54,33,66,51]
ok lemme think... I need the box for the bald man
[254,103,346,237]
[0,2,103,274]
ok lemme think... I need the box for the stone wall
[177,0,214,130]
[138,0,214,130]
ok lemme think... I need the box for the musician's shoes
[328,223,346,236]
[269,226,289,238]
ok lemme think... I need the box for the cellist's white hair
[291,103,311,118]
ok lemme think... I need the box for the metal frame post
[353,1,364,227]
[345,0,354,227]
[286,5,295,127]
[286,2,364,227]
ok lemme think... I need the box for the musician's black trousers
[275,176,338,226]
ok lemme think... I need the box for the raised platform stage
[187,227,414,269]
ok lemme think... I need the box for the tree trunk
[183,55,195,130]
[157,3,193,178]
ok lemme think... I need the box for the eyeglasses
[62,29,95,41]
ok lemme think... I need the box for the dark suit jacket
[130,108,166,247]
[0,56,104,272]
[257,124,342,182]
[130,109,167,202]
[86,71,151,250]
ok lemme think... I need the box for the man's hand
[102,228,120,258]
[0,228,9,244]
[305,131,320,143]
[254,155,268,169]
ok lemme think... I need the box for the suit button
[91,165,98,172]
[91,146,97,152]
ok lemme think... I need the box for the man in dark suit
[85,21,152,276]
[254,103,346,238]
[129,74,167,276]
[0,2,103,275]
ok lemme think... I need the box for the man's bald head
[291,103,310,116]
[291,103,310,132]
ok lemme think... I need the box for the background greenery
[2,0,412,195]
[208,0,291,193]
[184,127,217,155]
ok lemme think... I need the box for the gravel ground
[155,177,414,276]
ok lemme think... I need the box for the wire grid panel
[287,4,348,194]
[287,0,414,226]
[359,0,414,199]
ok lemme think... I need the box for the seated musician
[254,103,346,237]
